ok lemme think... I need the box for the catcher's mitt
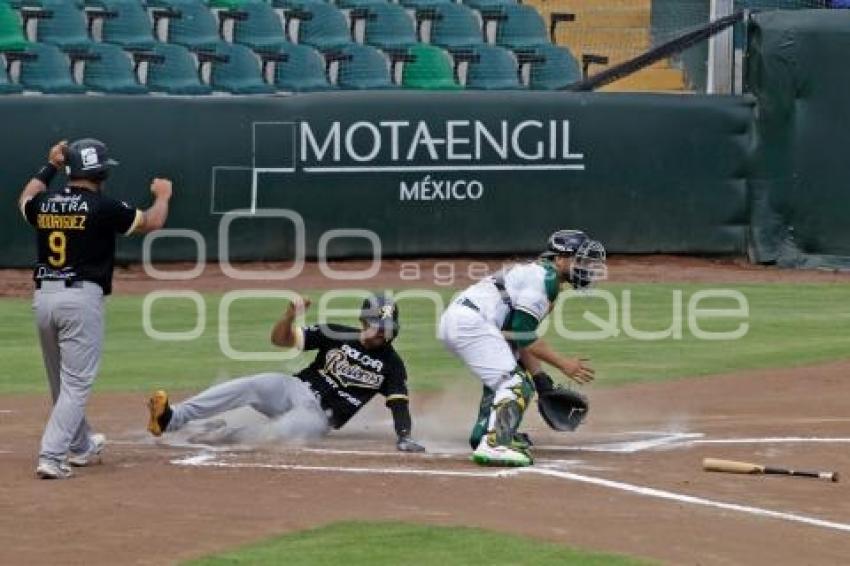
[537,386,589,432]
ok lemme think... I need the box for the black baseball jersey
[22,185,141,295]
[296,323,409,429]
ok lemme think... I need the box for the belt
[35,279,86,290]
[459,297,480,312]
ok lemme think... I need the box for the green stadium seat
[291,3,352,51]
[335,43,392,89]
[528,44,579,90]
[207,41,274,93]
[144,42,212,94]
[81,42,147,93]
[427,4,483,50]
[0,2,27,51]
[159,0,222,50]
[494,5,549,50]
[464,44,521,89]
[35,0,91,50]
[362,3,416,50]
[401,43,459,89]
[231,0,287,53]
[15,42,86,92]
[90,0,157,50]
[0,55,23,92]
[273,42,331,91]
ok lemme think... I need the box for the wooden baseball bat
[703,458,839,482]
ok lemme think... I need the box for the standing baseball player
[438,230,606,467]
[147,294,426,453]
[19,139,173,479]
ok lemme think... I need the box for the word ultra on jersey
[22,185,141,294]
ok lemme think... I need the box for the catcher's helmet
[360,294,400,341]
[542,229,607,290]
[64,138,119,181]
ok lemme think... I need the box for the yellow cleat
[146,390,171,437]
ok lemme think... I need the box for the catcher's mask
[64,138,118,183]
[359,294,399,342]
[542,229,607,290]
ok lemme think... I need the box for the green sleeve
[510,310,540,348]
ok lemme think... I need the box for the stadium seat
[399,0,453,8]
[34,0,92,50]
[14,42,86,93]
[337,0,388,8]
[426,3,483,50]
[0,2,27,51]
[81,42,147,93]
[90,0,157,51]
[158,0,221,50]
[270,0,325,9]
[362,3,416,50]
[272,42,332,91]
[207,0,249,8]
[493,5,549,50]
[527,43,579,90]
[334,43,392,89]
[206,41,274,93]
[230,0,287,53]
[0,56,22,93]
[144,42,212,94]
[464,44,521,89]
[290,3,352,51]
[401,43,459,89]
[461,0,516,10]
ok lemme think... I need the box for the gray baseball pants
[34,281,104,464]
[167,372,330,437]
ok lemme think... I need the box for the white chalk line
[537,432,702,453]
[539,434,850,453]
[170,450,850,534]
[524,467,850,534]
[693,437,850,445]
[171,452,520,479]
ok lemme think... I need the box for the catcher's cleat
[68,433,106,467]
[472,438,533,467]
[147,390,172,437]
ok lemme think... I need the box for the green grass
[185,521,651,565]
[1,283,848,394]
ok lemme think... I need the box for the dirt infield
[1,255,849,298]
[3,257,849,564]
[2,360,849,565]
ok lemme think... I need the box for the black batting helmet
[360,294,400,341]
[64,138,119,181]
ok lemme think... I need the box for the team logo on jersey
[323,348,384,389]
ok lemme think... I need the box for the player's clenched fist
[286,296,312,319]
[150,178,172,200]
[48,140,68,167]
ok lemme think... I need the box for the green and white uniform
[438,260,560,458]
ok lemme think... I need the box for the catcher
[146,294,426,453]
[438,230,606,467]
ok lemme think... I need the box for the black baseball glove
[537,383,589,432]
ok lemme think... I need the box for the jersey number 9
[48,231,66,267]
